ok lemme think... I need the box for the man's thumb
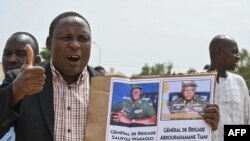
[24,44,34,66]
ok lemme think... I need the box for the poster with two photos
[106,73,216,141]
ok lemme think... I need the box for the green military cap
[182,80,197,87]
[131,84,142,90]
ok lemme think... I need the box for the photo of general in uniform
[169,80,208,115]
[110,83,159,127]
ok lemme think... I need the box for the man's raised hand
[22,44,34,67]
[11,44,46,106]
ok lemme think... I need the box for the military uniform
[169,80,208,114]
[169,96,207,114]
[112,96,156,119]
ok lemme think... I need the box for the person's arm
[111,101,123,112]
[112,111,157,125]
[0,73,20,138]
[10,45,45,107]
[130,115,157,125]
[0,45,45,137]
[10,66,45,107]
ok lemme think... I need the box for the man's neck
[208,65,227,83]
[132,99,140,106]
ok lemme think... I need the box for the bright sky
[1,0,250,76]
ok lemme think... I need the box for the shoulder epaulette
[122,96,131,100]
[141,97,151,102]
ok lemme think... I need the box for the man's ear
[46,37,51,51]
[34,55,42,66]
[215,48,223,58]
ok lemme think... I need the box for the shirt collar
[50,60,88,85]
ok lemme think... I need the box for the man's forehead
[4,44,26,51]
[10,34,31,41]
[6,35,33,46]
[55,17,90,31]
[5,36,35,51]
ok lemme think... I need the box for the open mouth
[67,55,80,62]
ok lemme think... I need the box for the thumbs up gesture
[11,44,46,106]
[22,43,34,67]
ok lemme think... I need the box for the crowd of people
[0,11,249,141]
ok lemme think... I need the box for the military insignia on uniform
[193,106,204,114]
[138,100,142,104]
[142,97,150,101]
[122,96,131,100]
[171,103,185,113]
[134,109,142,114]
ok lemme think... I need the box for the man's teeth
[68,55,79,58]
[67,55,80,62]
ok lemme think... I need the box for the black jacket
[0,64,102,141]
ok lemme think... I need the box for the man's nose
[69,39,80,49]
[8,54,18,63]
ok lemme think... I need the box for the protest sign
[86,73,216,141]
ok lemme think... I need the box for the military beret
[182,80,197,87]
[131,84,142,90]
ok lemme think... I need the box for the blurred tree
[187,68,197,73]
[235,48,250,89]
[139,62,173,75]
[39,47,51,66]
[140,63,151,75]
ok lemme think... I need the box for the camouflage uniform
[169,96,207,114]
[112,97,156,119]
